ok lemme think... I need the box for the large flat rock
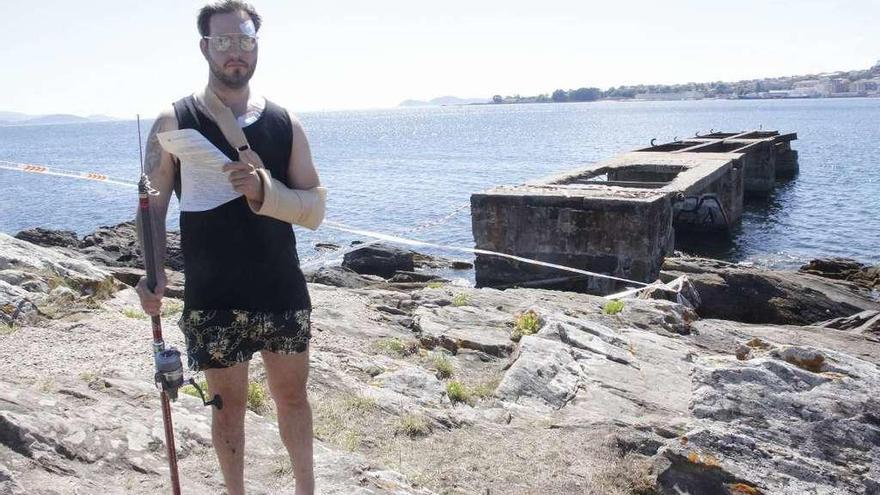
[0,377,434,495]
[655,343,880,495]
[663,255,880,325]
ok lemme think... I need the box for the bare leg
[204,361,249,495]
[262,348,314,495]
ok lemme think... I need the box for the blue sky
[1,0,877,116]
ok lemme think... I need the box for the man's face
[201,10,258,89]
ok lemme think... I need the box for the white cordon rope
[0,160,138,188]
[321,220,650,287]
[2,159,662,295]
[300,202,471,267]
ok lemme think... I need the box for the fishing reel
[155,346,223,409]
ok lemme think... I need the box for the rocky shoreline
[1,221,879,494]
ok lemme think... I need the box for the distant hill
[0,111,32,123]
[0,112,121,127]
[399,96,490,107]
[21,114,89,125]
[87,114,121,122]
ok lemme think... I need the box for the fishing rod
[135,115,221,495]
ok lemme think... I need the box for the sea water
[1,98,878,269]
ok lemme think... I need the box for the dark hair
[197,1,262,37]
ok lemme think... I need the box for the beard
[209,59,255,89]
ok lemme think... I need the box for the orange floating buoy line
[0,159,137,187]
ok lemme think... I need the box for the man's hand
[136,271,167,317]
[223,161,264,203]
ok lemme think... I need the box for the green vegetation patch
[431,353,454,379]
[78,371,98,383]
[375,336,421,357]
[511,309,540,342]
[46,271,117,300]
[602,299,625,315]
[182,379,268,414]
[313,392,379,452]
[446,380,471,405]
[247,381,269,414]
[470,376,502,400]
[1,322,18,336]
[180,378,209,399]
[35,270,119,320]
[451,293,471,307]
[394,413,433,438]
[161,300,184,316]
[122,299,183,320]
[341,394,378,413]
[122,307,148,320]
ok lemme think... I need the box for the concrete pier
[687,130,798,193]
[471,130,798,294]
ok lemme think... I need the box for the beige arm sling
[194,87,327,230]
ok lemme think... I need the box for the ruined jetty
[470,130,798,294]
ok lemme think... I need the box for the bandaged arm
[248,168,327,230]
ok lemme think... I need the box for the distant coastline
[398,96,490,107]
[0,112,120,127]
[401,60,880,107]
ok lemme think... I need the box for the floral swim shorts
[177,308,311,371]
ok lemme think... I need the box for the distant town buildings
[632,73,880,101]
[634,90,705,101]
[479,61,880,105]
[851,79,879,93]
[762,77,880,98]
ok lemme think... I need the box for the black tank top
[172,96,311,312]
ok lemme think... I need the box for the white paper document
[156,129,241,212]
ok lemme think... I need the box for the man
[135,2,323,494]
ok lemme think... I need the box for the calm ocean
[1,98,878,270]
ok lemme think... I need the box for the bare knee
[213,395,247,424]
[204,365,249,427]
[272,386,309,414]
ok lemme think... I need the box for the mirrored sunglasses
[203,35,258,52]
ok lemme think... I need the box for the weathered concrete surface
[690,130,799,186]
[680,137,775,195]
[776,147,800,177]
[737,139,776,194]
[471,131,798,293]
[471,187,673,293]
[562,151,746,230]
